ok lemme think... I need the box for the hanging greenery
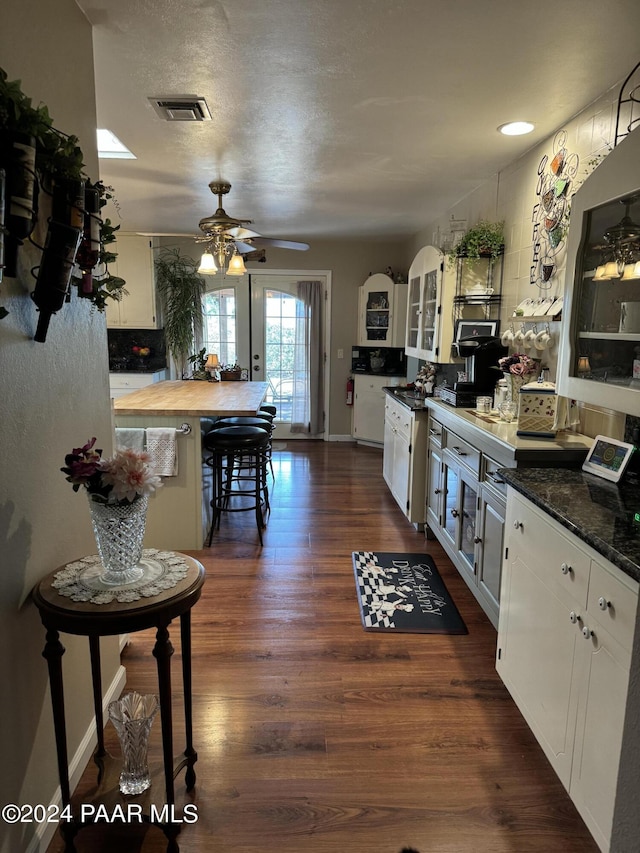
[448,219,505,267]
[0,67,125,317]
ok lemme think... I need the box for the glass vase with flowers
[61,438,162,585]
[497,353,540,413]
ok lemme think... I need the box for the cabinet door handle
[598,597,611,611]
[582,626,593,639]
[561,562,572,575]
[473,536,482,544]
[434,488,442,494]
[486,473,505,484]
[513,520,523,530]
[452,446,467,456]
[451,509,459,518]
[569,611,581,624]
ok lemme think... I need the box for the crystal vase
[108,692,159,795]
[503,373,528,415]
[88,494,148,585]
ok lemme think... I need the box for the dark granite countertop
[499,467,640,583]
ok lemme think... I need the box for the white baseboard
[32,664,127,853]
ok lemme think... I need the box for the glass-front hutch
[558,128,640,415]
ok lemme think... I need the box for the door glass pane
[572,195,640,385]
[264,289,304,424]
[459,479,478,567]
[444,463,458,542]
[203,287,237,366]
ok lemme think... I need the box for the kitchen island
[113,380,268,549]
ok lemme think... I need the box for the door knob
[253,365,260,372]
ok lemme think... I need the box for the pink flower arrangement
[498,353,539,377]
[61,438,162,505]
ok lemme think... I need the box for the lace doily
[52,549,189,605]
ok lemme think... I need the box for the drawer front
[509,493,590,608]
[385,397,412,440]
[445,432,480,477]
[428,416,444,447]
[482,456,508,498]
[588,559,639,651]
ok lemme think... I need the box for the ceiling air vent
[149,96,212,121]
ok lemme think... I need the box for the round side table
[32,552,205,853]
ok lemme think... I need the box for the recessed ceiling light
[498,121,535,136]
[97,128,136,159]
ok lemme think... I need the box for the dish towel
[114,427,145,453]
[145,427,178,477]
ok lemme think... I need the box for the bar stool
[215,415,275,480]
[203,425,270,546]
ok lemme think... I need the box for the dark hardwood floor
[46,441,598,853]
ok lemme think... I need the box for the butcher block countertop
[113,380,268,416]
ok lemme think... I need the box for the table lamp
[205,353,220,381]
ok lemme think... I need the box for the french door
[202,271,329,439]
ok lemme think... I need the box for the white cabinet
[558,127,640,414]
[352,374,403,445]
[105,235,158,328]
[405,245,455,363]
[109,371,166,400]
[497,489,638,852]
[357,273,407,347]
[382,394,428,523]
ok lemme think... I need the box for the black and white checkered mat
[352,551,467,634]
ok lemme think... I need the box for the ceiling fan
[196,181,309,275]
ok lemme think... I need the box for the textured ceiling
[76,0,640,244]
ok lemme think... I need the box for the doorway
[202,270,330,439]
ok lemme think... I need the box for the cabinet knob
[434,488,442,495]
[560,562,572,575]
[598,597,611,611]
[569,611,581,624]
[582,626,593,639]
[513,520,522,530]
[451,509,459,518]
[473,536,482,544]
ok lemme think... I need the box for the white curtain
[290,280,324,434]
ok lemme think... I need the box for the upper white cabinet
[105,235,159,329]
[558,128,640,413]
[358,274,407,347]
[405,246,455,362]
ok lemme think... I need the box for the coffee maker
[440,336,508,408]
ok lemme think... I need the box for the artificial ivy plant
[449,219,505,266]
[0,67,126,317]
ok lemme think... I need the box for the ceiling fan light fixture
[498,121,535,136]
[198,251,218,275]
[227,251,247,276]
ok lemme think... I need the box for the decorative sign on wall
[530,130,579,289]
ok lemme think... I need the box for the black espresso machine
[439,336,508,408]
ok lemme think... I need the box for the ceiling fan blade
[251,237,310,251]
[225,226,262,240]
[233,240,257,254]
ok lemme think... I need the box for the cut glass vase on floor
[108,691,159,795]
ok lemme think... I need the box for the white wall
[0,3,121,850]
[408,80,632,435]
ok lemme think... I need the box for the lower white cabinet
[497,489,638,853]
[109,371,166,400]
[352,374,403,445]
[382,394,428,523]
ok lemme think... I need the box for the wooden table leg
[41,627,70,806]
[88,635,106,780]
[180,610,197,790]
[153,622,175,806]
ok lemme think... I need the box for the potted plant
[155,247,205,378]
[187,347,209,380]
[219,362,243,381]
[449,219,505,267]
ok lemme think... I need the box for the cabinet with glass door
[405,245,455,362]
[558,128,640,413]
[358,273,407,347]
